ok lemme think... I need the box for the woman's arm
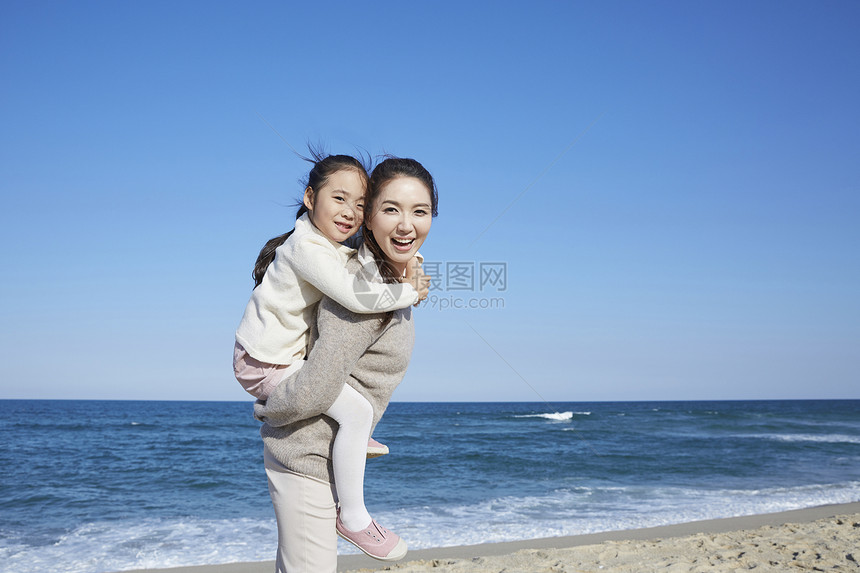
[254,301,377,427]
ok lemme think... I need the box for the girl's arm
[291,237,419,313]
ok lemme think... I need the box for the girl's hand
[402,257,431,303]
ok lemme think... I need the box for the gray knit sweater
[253,254,415,483]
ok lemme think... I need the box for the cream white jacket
[235,214,419,365]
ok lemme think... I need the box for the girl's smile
[334,221,355,234]
[303,168,366,243]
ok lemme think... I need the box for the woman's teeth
[392,238,413,251]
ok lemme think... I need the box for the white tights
[324,383,373,531]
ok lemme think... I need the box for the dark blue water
[1,400,858,573]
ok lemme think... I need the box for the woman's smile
[391,237,415,252]
[365,176,433,274]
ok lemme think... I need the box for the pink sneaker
[336,515,408,561]
[367,437,389,458]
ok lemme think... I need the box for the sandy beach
[120,502,860,572]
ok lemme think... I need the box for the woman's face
[365,176,433,274]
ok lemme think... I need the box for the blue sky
[1,1,858,402]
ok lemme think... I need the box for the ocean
[1,399,858,573]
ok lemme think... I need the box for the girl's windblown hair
[252,148,370,288]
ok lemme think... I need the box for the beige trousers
[264,446,338,573]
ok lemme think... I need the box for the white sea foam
[0,517,278,573]
[513,411,577,421]
[2,481,858,572]
[744,433,860,444]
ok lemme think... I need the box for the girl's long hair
[252,149,369,288]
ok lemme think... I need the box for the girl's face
[303,169,366,243]
[365,176,433,274]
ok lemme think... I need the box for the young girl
[234,152,427,555]
[255,156,439,568]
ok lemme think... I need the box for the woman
[253,157,439,572]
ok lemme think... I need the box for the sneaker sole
[366,446,389,458]
[337,530,408,562]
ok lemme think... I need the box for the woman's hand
[402,257,431,304]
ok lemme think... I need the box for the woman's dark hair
[252,149,370,287]
[363,156,438,326]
